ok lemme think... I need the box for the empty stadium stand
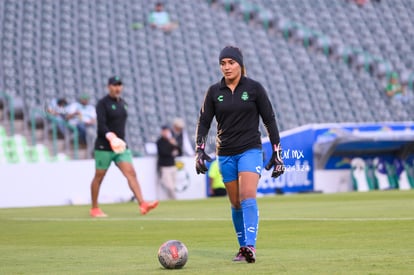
[1,0,413,160]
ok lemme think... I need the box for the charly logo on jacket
[111,104,116,110]
[217,95,224,102]
[241,91,249,101]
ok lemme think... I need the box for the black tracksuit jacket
[196,76,280,156]
[94,94,128,151]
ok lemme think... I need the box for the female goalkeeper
[195,46,284,263]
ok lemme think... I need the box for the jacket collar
[219,75,246,90]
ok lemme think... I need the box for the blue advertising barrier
[259,122,414,195]
[259,126,314,195]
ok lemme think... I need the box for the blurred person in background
[46,97,69,137]
[171,117,194,157]
[66,93,97,156]
[208,159,227,197]
[89,76,158,217]
[386,72,405,99]
[148,2,178,32]
[156,125,181,200]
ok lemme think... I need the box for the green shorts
[94,149,133,170]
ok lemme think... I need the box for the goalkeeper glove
[195,143,212,174]
[265,143,285,178]
[106,132,126,154]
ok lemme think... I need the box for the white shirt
[149,11,171,26]
[67,102,96,125]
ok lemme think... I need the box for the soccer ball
[157,240,188,269]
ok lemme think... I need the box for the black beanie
[219,46,243,67]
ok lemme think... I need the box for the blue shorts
[218,148,263,183]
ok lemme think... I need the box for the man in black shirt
[89,76,158,217]
[156,125,181,199]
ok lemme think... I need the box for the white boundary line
[8,217,414,222]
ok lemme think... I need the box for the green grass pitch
[1,190,413,274]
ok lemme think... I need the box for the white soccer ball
[157,240,188,269]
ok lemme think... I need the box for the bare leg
[91,169,108,209]
[116,161,145,205]
[222,172,259,208]
[238,172,259,201]
[225,180,240,209]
